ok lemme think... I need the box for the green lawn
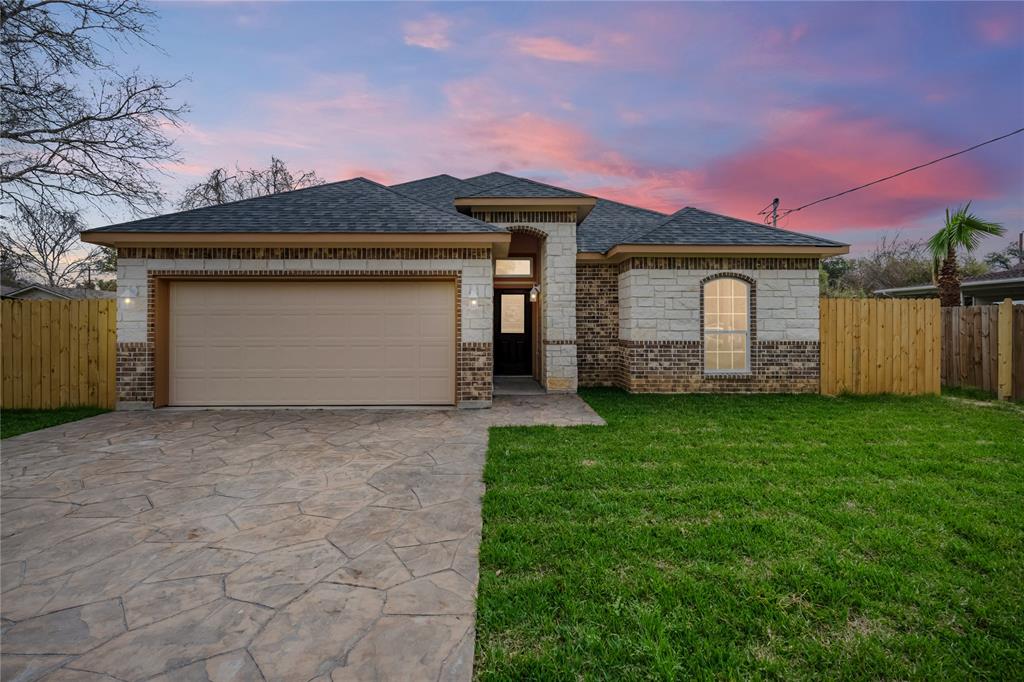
[1,407,110,439]
[476,390,1024,680]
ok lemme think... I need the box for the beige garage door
[169,280,455,406]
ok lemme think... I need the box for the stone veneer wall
[115,248,493,408]
[610,257,821,393]
[576,263,619,386]
[488,222,578,392]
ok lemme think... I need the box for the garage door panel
[169,281,455,406]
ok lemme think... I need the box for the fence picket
[820,298,940,396]
[1,300,117,409]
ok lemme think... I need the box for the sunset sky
[118,1,1023,253]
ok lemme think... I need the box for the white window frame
[494,258,533,278]
[703,276,751,375]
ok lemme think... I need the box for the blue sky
[105,1,1024,254]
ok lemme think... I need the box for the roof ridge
[358,176,499,231]
[620,205,846,248]
[391,173,463,188]
[462,172,593,198]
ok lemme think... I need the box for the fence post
[998,297,1014,401]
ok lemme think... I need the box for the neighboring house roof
[620,207,847,249]
[875,266,1024,297]
[84,177,505,234]
[2,284,115,300]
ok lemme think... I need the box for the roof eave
[453,197,596,222]
[593,243,849,262]
[80,230,511,249]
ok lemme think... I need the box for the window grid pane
[704,277,749,373]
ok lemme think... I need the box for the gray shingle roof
[461,172,516,190]
[85,178,504,234]
[576,198,668,253]
[84,169,846,253]
[458,174,588,199]
[621,207,846,249]
[389,174,481,213]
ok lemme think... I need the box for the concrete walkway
[0,396,603,682]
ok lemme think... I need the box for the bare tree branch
[179,157,325,210]
[1,204,102,285]
[0,0,187,217]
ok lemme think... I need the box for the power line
[766,126,1024,222]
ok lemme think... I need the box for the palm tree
[928,203,1005,306]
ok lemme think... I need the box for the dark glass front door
[494,290,532,375]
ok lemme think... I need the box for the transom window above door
[495,258,532,278]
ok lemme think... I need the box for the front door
[494,290,532,375]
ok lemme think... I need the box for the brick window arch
[700,273,756,374]
[505,224,549,241]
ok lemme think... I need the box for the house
[80,172,848,409]
[874,265,1024,305]
[1,283,116,301]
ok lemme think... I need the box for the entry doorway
[494,289,532,375]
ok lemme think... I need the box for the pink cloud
[165,70,1015,246]
[690,107,1002,232]
[511,36,599,63]
[403,15,452,50]
[975,11,1020,45]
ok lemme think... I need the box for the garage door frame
[150,273,461,407]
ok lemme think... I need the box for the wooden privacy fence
[820,298,941,396]
[1,300,117,409]
[942,300,1023,400]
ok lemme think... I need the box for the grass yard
[1,407,110,439]
[476,390,1024,680]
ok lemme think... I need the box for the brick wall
[116,341,153,403]
[488,221,579,391]
[458,342,493,404]
[576,257,822,395]
[576,263,619,386]
[618,340,819,393]
[116,250,493,408]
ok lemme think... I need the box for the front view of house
[81,172,848,409]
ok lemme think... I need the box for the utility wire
[774,126,1024,220]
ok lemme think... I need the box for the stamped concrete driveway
[1,396,603,682]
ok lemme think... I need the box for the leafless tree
[179,157,324,210]
[0,0,187,216]
[0,205,103,285]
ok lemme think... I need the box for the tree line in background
[821,204,1015,303]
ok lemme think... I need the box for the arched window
[704,277,750,373]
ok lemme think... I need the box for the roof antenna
[771,198,779,228]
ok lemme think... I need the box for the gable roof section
[458,173,589,199]
[85,177,504,234]
[619,206,846,249]
[576,198,669,253]
[389,174,482,213]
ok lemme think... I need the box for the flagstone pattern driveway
[1,396,603,682]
